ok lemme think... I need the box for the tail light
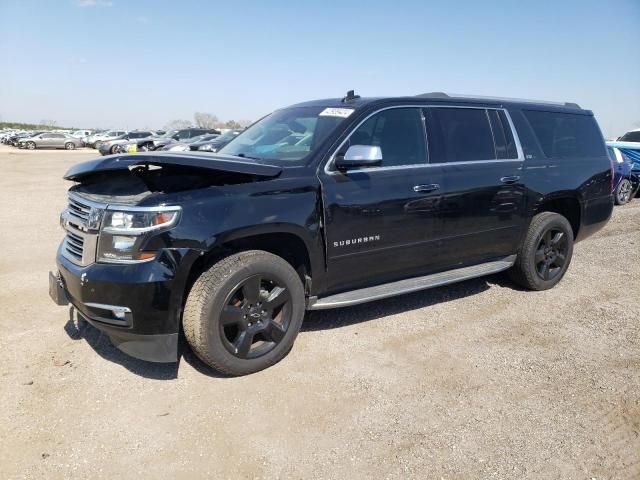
[607,149,615,192]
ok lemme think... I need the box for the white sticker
[319,108,354,118]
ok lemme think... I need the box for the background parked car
[86,130,127,148]
[122,128,219,152]
[98,130,156,155]
[196,129,243,152]
[607,145,639,205]
[13,131,46,146]
[160,133,220,151]
[617,128,640,143]
[69,130,93,139]
[19,133,83,150]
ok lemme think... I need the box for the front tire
[65,142,75,150]
[26,142,36,150]
[614,178,633,205]
[183,250,305,376]
[509,212,574,291]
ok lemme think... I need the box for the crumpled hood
[63,152,283,181]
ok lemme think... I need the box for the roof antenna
[341,90,360,103]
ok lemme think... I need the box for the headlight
[97,207,181,263]
[198,144,213,151]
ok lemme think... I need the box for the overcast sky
[1,0,638,137]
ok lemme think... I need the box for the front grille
[64,230,85,261]
[67,195,92,224]
[61,193,104,266]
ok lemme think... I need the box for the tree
[165,119,191,130]
[193,112,219,129]
[224,120,242,129]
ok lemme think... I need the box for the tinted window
[523,110,605,158]
[346,108,427,167]
[619,131,640,142]
[426,108,495,162]
[51,134,65,138]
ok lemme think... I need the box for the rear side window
[425,107,495,162]
[487,110,518,159]
[523,110,605,158]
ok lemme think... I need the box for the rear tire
[110,145,119,154]
[509,212,574,291]
[614,178,633,205]
[183,250,305,376]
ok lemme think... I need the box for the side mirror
[335,145,383,171]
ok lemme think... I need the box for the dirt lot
[0,144,638,479]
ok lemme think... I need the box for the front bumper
[51,245,200,363]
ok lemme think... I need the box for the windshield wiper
[236,153,262,161]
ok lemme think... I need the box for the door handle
[500,175,520,184]
[413,184,440,193]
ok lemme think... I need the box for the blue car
[607,142,640,205]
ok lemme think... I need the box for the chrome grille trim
[61,193,106,266]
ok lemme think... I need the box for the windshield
[219,106,353,163]
[160,130,178,138]
[216,130,240,142]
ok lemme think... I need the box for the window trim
[323,104,524,175]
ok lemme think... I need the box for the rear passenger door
[423,106,526,266]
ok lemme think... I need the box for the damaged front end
[50,152,282,363]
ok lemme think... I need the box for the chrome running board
[308,255,516,310]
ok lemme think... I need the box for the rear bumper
[51,245,200,362]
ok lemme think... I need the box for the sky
[0,0,638,138]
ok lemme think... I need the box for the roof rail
[415,92,580,108]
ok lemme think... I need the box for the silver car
[20,133,83,150]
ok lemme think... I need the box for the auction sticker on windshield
[319,108,354,118]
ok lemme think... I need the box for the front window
[219,106,353,163]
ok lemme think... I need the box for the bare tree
[165,119,191,130]
[194,112,219,129]
[237,119,253,128]
[224,120,242,129]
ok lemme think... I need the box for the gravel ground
[0,144,638,479]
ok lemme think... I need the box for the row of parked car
[0,130,86,150]
[87,128,243,156]
[0,127,244,155]
[1,123,639,206]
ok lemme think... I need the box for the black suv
[50,92,613,375]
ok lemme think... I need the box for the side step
[308,255,516,310]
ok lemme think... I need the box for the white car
[69,130,93,139]
[86,130,128,148]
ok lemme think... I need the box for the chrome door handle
[500,175,520,184]
[413,184,440,192]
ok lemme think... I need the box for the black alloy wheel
[534,228,569,281]
[219,275,291,359]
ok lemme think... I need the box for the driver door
[319,107,445,293]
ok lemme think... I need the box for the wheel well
[185,233,312,300]
[536,197,581,238]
